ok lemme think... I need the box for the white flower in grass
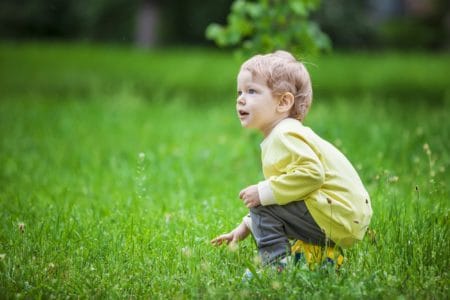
[136,151,151,201]
[18,222,25,233]
[253,255,262,266]
[201,261,211,271]
[181,247,192,257]
[423,143,431,156]
[0,253,5,260]
[388,176,399,183]
[164,213,172,224]
[271,280,281,289]
[46,262,56,274]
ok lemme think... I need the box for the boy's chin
[238,118,255,129]
[239,121,251,128]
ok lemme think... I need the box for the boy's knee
[250,204,278,215]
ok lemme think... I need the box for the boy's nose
[237,95,245,105]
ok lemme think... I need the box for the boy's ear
[277,92,294,113]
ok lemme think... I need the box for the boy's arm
[259,131,325,206]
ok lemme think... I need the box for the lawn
[0,43,449,299]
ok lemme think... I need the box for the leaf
[204,0,330,55]
[290,1,307,16]
[205,23,224,40]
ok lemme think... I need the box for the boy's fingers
[211,238,221,245]
[211,235,230,246]
[211,236,221,243]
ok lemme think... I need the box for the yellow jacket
[257,118,372,248]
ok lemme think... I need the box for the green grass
[0,43,449,299]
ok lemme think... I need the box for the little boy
[211,50,373,268]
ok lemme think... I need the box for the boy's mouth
[238,110,249,117]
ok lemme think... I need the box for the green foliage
[0,43,449,298]
[206,0,331,56]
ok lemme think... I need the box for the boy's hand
[210,232,236,246]
[211,221,250,246]
[239,184,261,208]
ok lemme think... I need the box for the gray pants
[250,201,328,265]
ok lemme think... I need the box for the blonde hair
[240,50,313,121]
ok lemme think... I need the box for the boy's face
[236,70,282,136]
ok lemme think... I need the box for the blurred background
[0,0,449,51]
[0,3,449,297]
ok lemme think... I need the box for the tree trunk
[135,0,159,48]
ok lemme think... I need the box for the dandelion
[46,263,56,275]
[271,280,281,289]
[136,152,150,201]
[200,261,211,271]
[253,255,262,266]
[18,222,25,233]
[181,247,192,258]
[423,143,431,156]
[423,143,436,178]
[138,152,145,161]
[164,213,172,224]
[388,176,399,183]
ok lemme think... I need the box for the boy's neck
[261,116,290,138]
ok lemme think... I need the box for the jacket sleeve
[259,130,325,206]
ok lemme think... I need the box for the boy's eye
[237,91,242,97]
[248,89,256,94]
